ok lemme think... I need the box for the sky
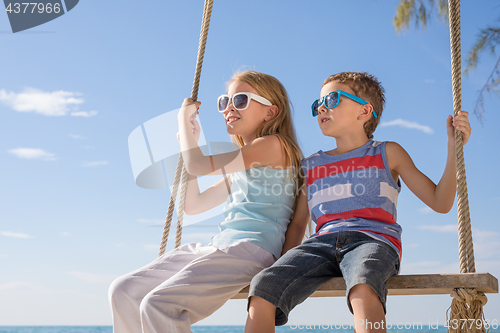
[1,0,499,327]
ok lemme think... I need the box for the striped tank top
[302,140,402,257]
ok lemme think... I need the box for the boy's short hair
[323,72,385,140]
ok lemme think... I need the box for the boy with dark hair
[244,72,471,333]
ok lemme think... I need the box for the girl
[109,71,305,333]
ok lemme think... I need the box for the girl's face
[223,80,270,144]
[316,80,363,138]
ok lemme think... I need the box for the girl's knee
[139,292,154,316]
[108,274,133,305]
[139,292,181,323]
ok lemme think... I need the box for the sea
[0,327,499,333]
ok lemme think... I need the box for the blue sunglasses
[311,90,378,118]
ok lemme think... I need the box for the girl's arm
[178,99,287,176]
[177,103,232,215]
[281,189,310,255]
[183,173,231,215]
[386,111,471,213]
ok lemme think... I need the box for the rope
[158,0,214,256]
[447,288,488,333]
[446,0,487,331]
[158,154,184,257]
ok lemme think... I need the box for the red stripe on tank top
[315,207,397,232]
[306,154,385,187]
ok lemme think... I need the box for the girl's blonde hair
[229,70,304,204]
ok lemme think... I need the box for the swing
[144,0,497,328]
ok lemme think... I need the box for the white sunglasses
[217,92,272,113]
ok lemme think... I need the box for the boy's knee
[349,284,380,303]
[248,296,275,310]
[248,296,276,318]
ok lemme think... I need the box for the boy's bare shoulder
[385,141,414,171]
[385,141,406,155]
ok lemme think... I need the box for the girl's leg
[108,242,209,333]
[140,241,274,333]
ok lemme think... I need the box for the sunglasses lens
[218,96,229,112]
[233,94,249,110]
[311,100,321,117]
[325,92,339,108]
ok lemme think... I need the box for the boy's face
[316,81,364,138]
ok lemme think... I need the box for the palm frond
[393,0,448,34]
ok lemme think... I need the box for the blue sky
[1,0,499,327]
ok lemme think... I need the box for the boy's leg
[350,284,386,333]
[246,233,341,332]
[245,296,277,333]
[140,241,274,333]
[108,242,209,333]
[339,232,400,333]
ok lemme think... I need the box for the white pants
[108,241,274,333]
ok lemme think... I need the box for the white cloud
[400,260,459,274]
[66,271,117,284]
[419,206,433,214]
[380,119,434,134]
[472,229,500,260]
[0,231,32,239]
[0,254,9,258]
[82,161,108,167]
[69,134,86,139]
[137,218,164,225]
[417,224,457,233]
[0,281,32,291]
[60,232,71,237]
[144,244,159,252]
[0,88,84,116]
[415,226,500,260]
[71,111,98,117]
[8,148,56,161]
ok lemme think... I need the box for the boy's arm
[281,190,310,255]
[387,111,471,214]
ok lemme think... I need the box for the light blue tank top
[211,166,296,258]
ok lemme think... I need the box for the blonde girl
[109,71,305,333]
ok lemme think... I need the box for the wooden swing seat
[231,272,498,299]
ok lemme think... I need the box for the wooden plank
[231,273,498,300]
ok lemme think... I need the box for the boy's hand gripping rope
[158,0,214,257]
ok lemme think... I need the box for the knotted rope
[446,0,487,331]
[158,0,214,257]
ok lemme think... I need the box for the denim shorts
[248,231,400,326]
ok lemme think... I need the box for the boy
[244,72,471,333]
